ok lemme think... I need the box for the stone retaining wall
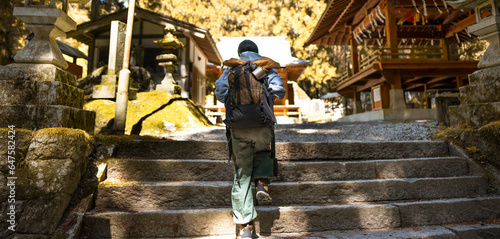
[0,127,94,238]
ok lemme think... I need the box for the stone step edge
[88,196,500,215]
[105,156,463,162]
[116,140,449,160]
[99,175,484,187]
[83,196,500,237]
[170,222,500,239]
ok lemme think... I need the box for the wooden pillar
[424,83,430,109]
[385,69,402,89]
[87,36,95,75]
[441,38,450,60]
[353,89,363,114]
[384,0,398,59]
[384,69,406,110]
[456,76,464,88]
[350,29,359,74]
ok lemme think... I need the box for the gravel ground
[162,121,439,142]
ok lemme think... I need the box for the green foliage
[0,0,29,66]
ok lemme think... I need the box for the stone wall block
[0,64,76,85]
[0,106,96,133]
[0,80,84,108]
[0,80,36,105]
[25,159,85,195]
[15,194,72,235]
[459,80,500,104]
[0,200,26,238]
[449,102,500,127]
[468,65,500,86]
[36,81,84,108]
[26,128,94,162]
[0,128,33,173]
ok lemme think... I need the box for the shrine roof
[305,0,477,46]
[67,7,222,65]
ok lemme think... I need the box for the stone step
[459,80,500,104]
[95,176,487,209]
[449,102,500,127]
[467,64,500,86]
[170,223,500,239]
[83,196,500,238]
[115,140,449,160]
[106,157,471,182]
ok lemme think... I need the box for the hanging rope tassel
[433,0,443,14]
[411,0,420,14]
[423,0,428,17]
[442,0,449,12]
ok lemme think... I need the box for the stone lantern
[13,0,89,69]
[448,0,500,68]
[154,24,184,94]
[446,0,500,127]
[447,0,500,180]
[0,0,95,132]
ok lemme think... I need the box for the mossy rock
[434,120,500,169]
[26,128,94,162]
[84,90,212,136]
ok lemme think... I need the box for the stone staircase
[82,140,500,238]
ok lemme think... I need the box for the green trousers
[230,127,273,224]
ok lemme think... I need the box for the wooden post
[385,69,402,89]
[350,28,359,74]
[456,76,463,88]
[384,0,398,59]
[424,83,430,109]
[353,89,363,114]
[441,38,450,60]
[87,36,95,75]
[114,0,136,134]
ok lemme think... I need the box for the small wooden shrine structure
[67,7,222,106]
[305,0,480,121]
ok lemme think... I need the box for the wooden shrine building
[305,0,480,121]
[67,7,222,106]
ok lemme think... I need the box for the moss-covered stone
[434,120,500,169]
[15,194,72,235]
[26,128,94,162]
[84,91,212,136]
[25,158,85,195]
[0,128,33,173]
[0,63,76,85]
[0,80,84,108]
[0,127,98,237]
[0,105,96,133]
[0,200,26,238]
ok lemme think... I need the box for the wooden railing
[379,46,444,60]
[337,46,446,87]
[359,46,444,70]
